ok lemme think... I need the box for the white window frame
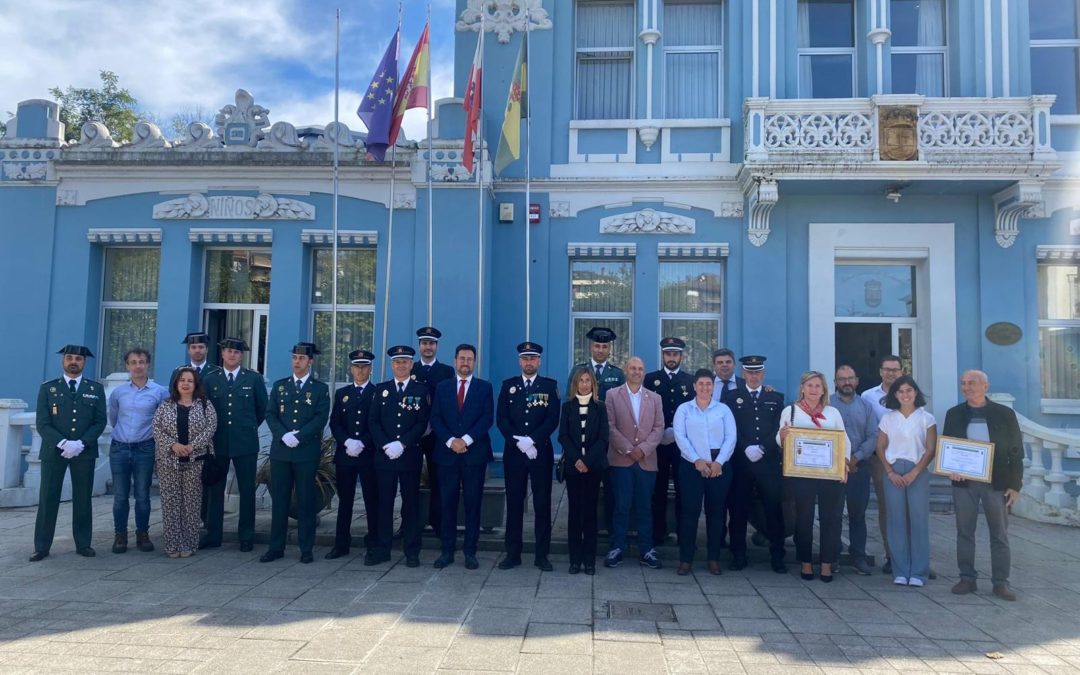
[1037,260,1080,411]
[99,246,160,379]
[569,258,635,369]
[662,0,724,119]
[797,0,857,99]
[1030,0,1080,116]
[657,259,724,372]
[575,0,636,120]
[309,246,378,386]
[201,246,273,374]
[889,0,949,96]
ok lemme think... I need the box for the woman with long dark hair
[558,365,609,575]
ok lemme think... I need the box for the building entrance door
[835,323,915,393]
[202,249,272,374]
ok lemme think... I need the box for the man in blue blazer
[430,344,494,570]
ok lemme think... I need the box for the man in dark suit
[497,342,561,571]
[261,342,331,564]
[430,344,494,570]
[644,337,695,547]
[31,345,108,561]
[369,345,431,567]
[326,349,379,560]
[722,355,787,573]
[412,326,455,534]
[711,348,744,401]
[200,338,268,552]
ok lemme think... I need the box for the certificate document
[783,427,847,480]
[794,438,834,468]
[933,436,994,483]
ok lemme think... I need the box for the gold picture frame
[932,435,994,483]
[782,427,848,481]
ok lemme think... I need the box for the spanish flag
[494,30,528,174]
[389,23,430,147]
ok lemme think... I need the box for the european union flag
[357,31,399,162]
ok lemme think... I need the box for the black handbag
[201,454,226,487]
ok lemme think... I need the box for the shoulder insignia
[509,386,517,394]
[382,389,389,398]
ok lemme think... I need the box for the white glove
[282,431,300,448]
[60,444,77,459]
[662,427,676,445]
[384,441,405,459]
[513,435,534,451]
[744,445,765,463]
[344,438,364,457]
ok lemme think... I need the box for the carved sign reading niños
[153,193,315,220]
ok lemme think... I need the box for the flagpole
[524,10,531,342]
[330,7,341,386]
[476,12,485,374]
[426,1,434,326]
[379,5,404,382]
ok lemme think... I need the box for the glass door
[834,263,918,390]
[202,249,271,374]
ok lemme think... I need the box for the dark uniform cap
[292,342,321,357]
[660,337,685,352]
[57,345,94,358]
[585,326,617,343]
[219,337,250,352]
[388,345,417,360]
[739,355,767,371]
[349,349,375,364]
[415,326,442,342]
[182,332,210,345]
[516,341,543,356]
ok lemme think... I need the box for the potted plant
[256,435,337,520]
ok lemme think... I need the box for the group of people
[30,330,1024,601]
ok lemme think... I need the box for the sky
[0,0,459,142]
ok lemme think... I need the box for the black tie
[398,382,405,395]
[228,372,235,384]
[668,372,674,382]
[524,379,532,394]
[752,390,759,401]
[69,379,77,395]
[595,365,603,381]
[196,366,202,377]
[295,379,302,389]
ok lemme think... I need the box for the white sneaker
[908,577,924,587]
[894,576,909,585]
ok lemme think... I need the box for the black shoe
[801,571,815,581]
[393,527,404,540]
[882,558,892,575]
[76,547,96,558]
[112,533,128,554]
[136,531,155,553]
[28,551,48,562]
[820,573,834,583]
[239,541,254,553]
[300,553,313,564]
[584,564,596,575]
[498,556,522,570]
[405,556,420,568]
[433,554,454,569]
[535,557,554,572]
[929,569,938,580]
[771,560,787,574]
[569,562,581,575]
[259,550,284,563]
[464,555,479,570]
[198,538,221,550]
[324,547,349,560]
[364,551,391,566]
[728,556,748,571]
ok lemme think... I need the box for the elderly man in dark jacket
[943,370,1023,601]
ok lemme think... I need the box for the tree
[50,70,138,143]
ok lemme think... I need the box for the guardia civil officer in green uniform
[570,327,625,401]
[200,337,268,551]
[261,342,331,564]
[172,332,224,386]
[31,345,108,561]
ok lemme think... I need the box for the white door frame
[808,223,957,421]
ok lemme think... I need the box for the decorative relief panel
[153,193,315,220]
[456,0,552,44]
[599,209,695,234]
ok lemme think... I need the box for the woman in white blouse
[778,371,848,582]
[874,375,937,588]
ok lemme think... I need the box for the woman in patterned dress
[153,367,217,558]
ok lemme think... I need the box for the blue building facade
[2,0,1079,438]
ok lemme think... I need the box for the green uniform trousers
[202,453,258,545]
[268,458,319,555]
[34,455,95,552]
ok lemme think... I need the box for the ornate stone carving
[175,122,219,151]
[215,89,269,147]
[1,162,47,180]
[919,110,1033,151]
[993,180,1043,248]
[600,208,695,234]
[316,121,357,151]
[765,112,874,150]
[638,126,659,151]
[393,191,416,210]
[720,201,744,218]
[126,121,171,151]
[153,193,315,220]
[747,179,778,247]
[78,122,118,149]
[879,106,918,161]
[56,189,78,206]
[258,121,307,151]
[550,201,570,218]
[430,163,473,182]
[456,0,552,44]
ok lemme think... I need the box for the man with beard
[412,327,455,535]
[172,332,223,385]
[830,365,879,575]
[31,345,108,561]
[644,337,694,547]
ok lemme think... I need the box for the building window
[890,0,946,96]
[203,249,272,373]
[576,0,635,119]
[1030,0,1080,114]
[100,248,160,377]
[1038,263,1080,399]
[797,0,856,98]
[664,0,723,118]
[571,260,633,366]
[658,261,722,372]
[311,248,377,383]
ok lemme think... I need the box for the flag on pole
[462,32,483,174]
[357,31,400,162]
[389,23,430,146]
[494,32,528,174]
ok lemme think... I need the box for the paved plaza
[0,490,1079,674]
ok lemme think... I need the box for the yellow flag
[494,32,528,174]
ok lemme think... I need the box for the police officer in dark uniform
[497,342,561,571]
[570,327,624,401]
[261,342,331,564]
[31,345,108,561]
[412,327,455,534]
[201,338,268,551]
[722,355,787,573]
[369,345,432,567]
[644,337,694,546]
[172,332,223,385]
[326,349,379,560]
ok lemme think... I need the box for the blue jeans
[883,458,930,582]
[845,458,872,560]
[111,440,156,533]
[608,463,656,554]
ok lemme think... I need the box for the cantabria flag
[494,31,528,174]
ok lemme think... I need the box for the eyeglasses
[881,367,903,373]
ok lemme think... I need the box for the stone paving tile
[663,603,723,631]
[357,644,448,673]
[380,620,461,648]
[517,652,595,674]
[647,581,709,605]
[757,585,829,609]
[474,584,536,608]
[593,640,667,673]
[592,618,661,643]
[461,605,530,636]
[530,596,593,624]
[664,647,710,673]
[708,594,778,619]
[719,617,791,637]
[439,634,521,671]
[521,621,593,655]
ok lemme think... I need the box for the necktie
[668,372,673,382]
[196,366,202,377]
[595,365,603,381]
[524,379,532,394]
[398,382,405,395]
[295,379,301,389]
[752,390,759,401]
[228,372,235,384]
[457,379,466,412]
[69,379,77,395]
[725,379,733,390]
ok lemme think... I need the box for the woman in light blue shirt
[673,369,737,576]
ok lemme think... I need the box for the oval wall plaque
[985,322,1022,346]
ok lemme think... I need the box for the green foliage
[50,70,138,142]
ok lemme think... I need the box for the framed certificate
[933,436,994,483]
[782,427,848,481]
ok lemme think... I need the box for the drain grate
[605,601,676,622]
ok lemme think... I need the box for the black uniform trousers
[377,468,422,558]
[333,463,379,550]
[729,459,786,562]
[203,453,257,546]
[678,460,733,564]
[565,470,601,565]
[789,476,846,565]
[268,458,318,554]
[652,442,682,545]
[421,434,441,531]
[34,455,95,553]
[437,462,486,557]
[504,460,553,561]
